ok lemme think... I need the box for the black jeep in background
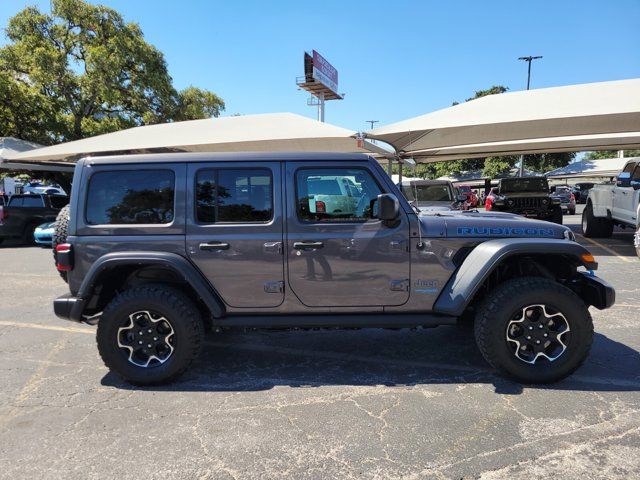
[0,194,69,245]
[486,177,563,224]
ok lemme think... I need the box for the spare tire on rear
[53,204,70,283]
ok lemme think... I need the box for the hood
[418,210,571,240]
[415,201,456,212]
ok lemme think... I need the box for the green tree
[0,0,224,145]
[584,150,640,160]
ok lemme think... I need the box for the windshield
[499,178,549,193]
[402,184,453,202]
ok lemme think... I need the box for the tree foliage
[584,150,640,160]
[0,0,224,145]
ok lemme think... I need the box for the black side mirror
[617,172,632,188]
[376,193,400,221]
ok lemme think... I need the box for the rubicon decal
[456,226,555,237]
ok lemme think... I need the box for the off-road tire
[474,277,593,384]
[97,285,204,385]
[52,205,70,282]
[582,202,613,238]
[634,227,640,260]
[550,205,563,224]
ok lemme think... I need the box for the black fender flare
[70,251,225,321]
[432,238,597,317]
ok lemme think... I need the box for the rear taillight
[55,243,74,271]
[315,200,326,214]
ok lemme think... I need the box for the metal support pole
[519,154,524,177]
[398,163,403,184]
[618,150,624,158]
[387,158,393,177]
[317,93,325,122]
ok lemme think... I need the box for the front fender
[433,238,597,317]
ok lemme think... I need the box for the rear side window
[22,196,44,207]
[86,170,175,225]
[196,169,273,223]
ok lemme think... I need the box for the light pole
[366,120,379,130]
[518,55,543,175]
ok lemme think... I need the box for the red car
[458,185,479,208]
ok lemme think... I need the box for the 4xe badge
[414,279,439,294]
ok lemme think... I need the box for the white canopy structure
[368,78,640,160]
[6,113,387,165]
[545,157,631,180]
[0,137,74,172]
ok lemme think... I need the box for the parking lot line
[0,320,93,335]
[576,233,634,263]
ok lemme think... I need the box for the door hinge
[390,279,410,292]
[264,281,284,294]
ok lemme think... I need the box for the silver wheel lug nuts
[153,337,158,341]
[147,344,152,348]
[527,336,531,340]
[536,340,541,344]
[539,325,543,329]
[528,326,533,330]
[138,340,143,345]
[148,329,152,333]
[544,333,548,337]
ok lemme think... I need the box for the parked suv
[53,153,613,385]
[0,193,68,245]
[485,177,563,224]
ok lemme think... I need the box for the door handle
[293,241,324,250]
[199,242,230,251]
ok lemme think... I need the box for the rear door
[285,161,411,308]
[186,162,284,308]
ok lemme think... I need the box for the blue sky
[1,0,639,132]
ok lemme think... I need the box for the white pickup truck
[582,158,640,240]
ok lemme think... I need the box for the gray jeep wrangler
[53,152,614,385]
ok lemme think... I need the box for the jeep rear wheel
[582,203,613,238]
[474,277,593,383]
[97,286,204,385]
[635,227,640,259]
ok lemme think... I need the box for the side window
[86,170,175,225]
[8,197,22,207]
[196,169,273,223]
[632,165,640,182]
[23,196,44,207]
[296,168,382,223]
[622,162,636,174]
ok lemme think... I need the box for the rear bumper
[579,271,615,310]
[53,293,85,322]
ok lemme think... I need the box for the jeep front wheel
[97,286,204,385]
[635,226,640,259]
[474,277,593,383]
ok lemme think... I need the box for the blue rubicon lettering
[457,226,555,237]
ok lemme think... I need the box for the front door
[186,162,284,308]
[286,162,411,308]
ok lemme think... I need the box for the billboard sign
[312,50,339,95]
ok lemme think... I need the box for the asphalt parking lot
[0,204,638,479]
